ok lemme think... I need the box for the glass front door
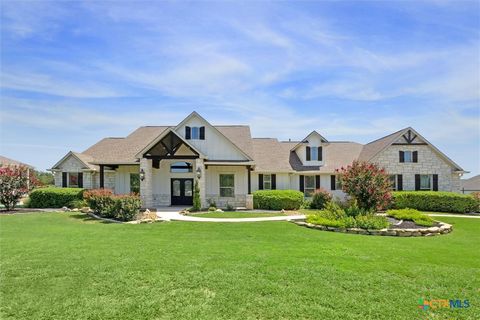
[171,178,194,205]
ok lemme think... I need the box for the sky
[0,1,479,177]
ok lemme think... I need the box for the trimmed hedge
[28,187,84,208]
[84,189,141,221]
[392,191,477,213]
[253,190,304,210]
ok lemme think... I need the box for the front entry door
[171,178,194,206]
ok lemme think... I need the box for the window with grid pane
[220,174,235,197]
[263,174,272,190]
[304,176,315,197]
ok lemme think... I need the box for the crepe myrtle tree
[336,161,392,211]
[0,165,36,210]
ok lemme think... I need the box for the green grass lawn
[1,212,479,320]
[193,211,286,218]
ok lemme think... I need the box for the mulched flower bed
[386,216,441,229]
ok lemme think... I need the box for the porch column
[246,165,254,210]
[99,165,105,189]
[195,158,206,208]
[140,158,153,208]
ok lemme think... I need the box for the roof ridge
[365,127,407,145]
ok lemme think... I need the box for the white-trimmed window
[263,174,272,190]
[335,175,342,190]
[191,127,200,139]
[304,176,315,197]
[220,174,235,197]
[389,175,397,191]
[311,147,318,161]
[68,173,79,187]
[420,174,432,190]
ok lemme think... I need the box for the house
[50,112,466,208]
[1,155,34,189]
[460,175,480,194]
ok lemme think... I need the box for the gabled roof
[358,127,465,172]
[135,128,205,159]
[174,111,253,160]
[460,175,480,191]
[51,151,96,170]
[0,155,34,168]
[290,130,329,151]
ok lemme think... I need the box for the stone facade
[140,158,153,208]
[372,145,461,192]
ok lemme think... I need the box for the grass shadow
[68,213,118,224]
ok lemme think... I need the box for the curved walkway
[156,211,306,223]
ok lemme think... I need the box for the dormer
[291,131,328,166]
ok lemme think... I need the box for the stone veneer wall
[205,194,247,208]
[372,145,461,192]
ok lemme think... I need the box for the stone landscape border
[292,220,453,237]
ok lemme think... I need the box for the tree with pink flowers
[336,161,392,211]
[0,165,34,210]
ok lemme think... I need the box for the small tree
[337,161,392,211]
[0,166,31,210]
[192,180,201,211]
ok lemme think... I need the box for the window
[304,176,315,197]
[191,127,200,139]
[170,162,193,173]
[311,147,318,161]
[420,174,431,190]
[389,175,397,190]
[263,174,272,190]
[404,151,413,163]
[335,176,342,190]
[130,173,140,194]
[220,174,235,197]
[68,173,78,187]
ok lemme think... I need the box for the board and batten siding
[175,115,248,160]
[115,165,140,194]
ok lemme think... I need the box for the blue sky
[1,1,479,177]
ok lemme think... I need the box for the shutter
[397,174,403,191]
[415,174,420,191]
[259,174,264,190]
[315,175,320,189]
[413,151,418,163]
[185,126,191,139]
[62,172,67,187]
[78,172,83,188]
[318,147,323,161]
[399,151,405,163]
[299,175,304,193]
[199,126,205,140]
[306,147,311,161]
[331,175,336,190]
[271,174,276,190]
[433,174,438,191]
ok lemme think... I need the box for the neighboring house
[51,112,467,208]
[460,175,480,194]
[0,155,34,189]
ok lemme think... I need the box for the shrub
[337,161,392,211]
[310,188,332,209]
[392,191,477,213]
[471,192,480,212]
[344,200,373,217]
[355,214,389,230]
[84,189,140,221]
[192,180,201,211]
[28,187,84,208]
[306,202,389,230]
[114,195,141,221]
[0,166,31,210]
[68,199,88,209]
[386,208,435,227]
[208,206,216,211]
[253,190,304,210]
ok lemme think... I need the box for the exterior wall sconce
[196,167,202,179]
[140,168,145,181]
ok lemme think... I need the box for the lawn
[193,211,286,218]
[1,212,479,320]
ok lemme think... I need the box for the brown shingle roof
[252,139,363,173]
[357,128,405,162]
[460,175,480,191]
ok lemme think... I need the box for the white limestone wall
[53,154,96,189]
[372,145,461,192]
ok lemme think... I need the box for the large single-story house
[51,112,466,208]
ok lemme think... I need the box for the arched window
[170,162,193,173]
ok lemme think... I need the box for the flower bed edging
[292,221,452,237]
